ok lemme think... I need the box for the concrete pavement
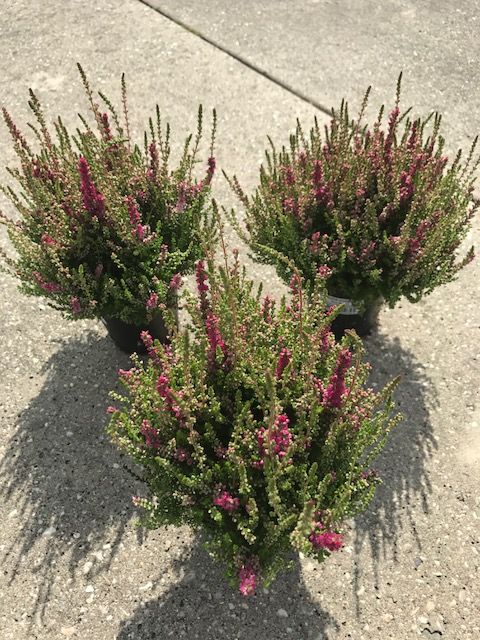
[0,2,479,639]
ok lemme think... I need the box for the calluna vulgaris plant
[0,65,217,324]
[229,75,478,309]
[108,249,401,595]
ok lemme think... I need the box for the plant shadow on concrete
[0,334,145,621]
[0,327,435,632]
[352,333,438,602]
[116,333,436,638]
[117,536,338,640]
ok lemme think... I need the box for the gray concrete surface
[0,2,479,639]
[145,0,480,155]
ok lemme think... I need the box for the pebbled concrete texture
[0,1,479,640]
[145,0,480,155]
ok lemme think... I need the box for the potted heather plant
[228,75,477,337]
[108,242,400,595]
[0,65,217,353]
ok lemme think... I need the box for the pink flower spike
[238,562,257,597]
[140,331,153,349]
[206,156,216,182]
[205,312,229,367]
[43,281,61,293]
[140,331,163,364]
[322,348,352,409]
[275,347,291,379]
[195,260,210,317]
[309,530,344,552]
[146,292,159,310]
[78,156,105,220]
[312,159,323,187]
[148,143,159,178]
[261,296,274,323]
[173,181,189,213]
[282,165,296,186]
[169,273,182,290]
[70,297,82,315]
[33,271,61,294]
[317,265,332,279]
[156,374,184,422]
[41,233,55,246]
[156,374,170,398]
[140,419,161,449]
[135,223,147,241]
[213,490,240,512]
[289,273,302,295]
[101,112,112,140]
[257,413,293,461]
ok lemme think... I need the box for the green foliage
[0,65,217,324]
[229,75,477,308]
[108,249,401,594]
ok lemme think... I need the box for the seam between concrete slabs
[138,0,332,117]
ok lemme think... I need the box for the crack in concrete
[138,0,333,117]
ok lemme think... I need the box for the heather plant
[108,244,401,595]
[228,75,478,311]
[0,65,217,325]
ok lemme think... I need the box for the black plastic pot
[327,294,382,340]
[103,309,178,354]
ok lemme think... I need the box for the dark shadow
[0,333,146,621]
[352,332,438,604]
[117,537,338,640]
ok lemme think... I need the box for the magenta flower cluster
[275,347,292,378]
[256,414,293,466]
[33,271,61,294]
[238,559,258,597]
[125,195,148,241]
[205,312,229,368]
[78,156,105,221]
[195,260,210,318]
[213,490,241,512]
[156,373,183,422]
[309,529,344,552]
[321,348,353,409]
[140,419,161,449]
[145,292,159,310]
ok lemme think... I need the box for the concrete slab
[146,0,480,154]
[0,1,479,640]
